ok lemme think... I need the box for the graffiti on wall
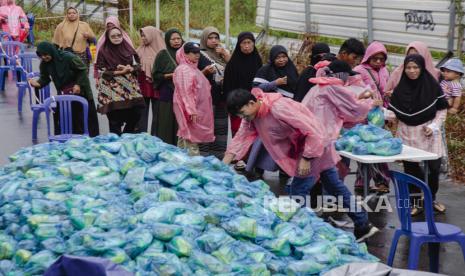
[405,10,436,31]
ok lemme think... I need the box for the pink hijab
[136,26,165,78]
[353,41,389,104]
[386,41,440,91]
[95,16,133,62]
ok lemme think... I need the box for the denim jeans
[287,167,369,228]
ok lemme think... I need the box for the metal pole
[448,0,456,52]
[156,0,160,29]
[185,0,189,40]
[304,0,311,33]
[264,0,271,31]
[225,0,230,48]
[367,0,374,43]
[129,0,133,33]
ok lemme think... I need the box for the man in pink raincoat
[223,87,379,242]
[173,42,215,156]
[0,0,29,41]
[302,60,382,181]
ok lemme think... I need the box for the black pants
[107,108,141,136]
[53,98,99,137]
[403,158,442,201]
[136,97,158,135]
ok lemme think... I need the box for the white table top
[337,145,438,164]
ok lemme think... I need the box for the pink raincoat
[0,0,28,38]
[173,46,214,143]
[386,41,440,91]
[353,41,389,106]
[226,88,339,177]
[302,76,373,141]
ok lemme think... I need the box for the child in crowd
[440,58,463,114]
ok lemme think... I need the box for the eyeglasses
[371,56,386,62]
[110,34,122,39]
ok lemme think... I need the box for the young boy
[223,88,379,242]
[337,38,366,68]
[440,58,463,114]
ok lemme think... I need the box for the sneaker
[433,201,446,213]
[233,160,246,171]
[354,223,379,243]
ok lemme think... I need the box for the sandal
[410,206,423,216]
[433,201,446,213]
[374,184,390,194]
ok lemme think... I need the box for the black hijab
[223,32,263,94]
[96,26,138,71]
[255,45,298,94]
[389,54,448,126]
[295,43,334,102]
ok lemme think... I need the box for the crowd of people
[21,7,464,242]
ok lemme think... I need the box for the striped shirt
[440,80,462,99]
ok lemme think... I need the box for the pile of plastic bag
[336,124,402,156]
[0,134,378,275]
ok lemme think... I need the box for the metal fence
[256,0,459,52]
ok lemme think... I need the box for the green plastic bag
[149,223,183,241]
[13,249,32,266]
[286,259,325,276]
[167,236,193,257]
[195,228,235,253]
[124,227,153,258]
[24,250,56,275]
[103,248,130,264]
[260,238,291,256]
[222,216,257,239]
[188,250,230,274]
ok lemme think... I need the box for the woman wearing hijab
[94,16,133,79]
[135,26,165,135]
[294,42,335,102]
[0,0,29,41]
[95,26,145,135]
[386,41,440,95]
[53,7,95,67]
[352,41,391,193]
[386,54,449,215]
[196,26,230,159]
[223,31,263,137]
[28,41,99,137]
[173,42,215,156]
[254,45,298,98]
[152,28,183,146]
[246,45,298,178]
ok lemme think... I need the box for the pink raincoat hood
[302,78,373,141]
[386,41,440,91]
[353,41,390,105]
[172,44,214,143]
[360,41,387,65]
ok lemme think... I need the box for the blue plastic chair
[16,53,39,112]
[26,72,50,140]
[388,170,465,273]
[0,41,25,86]
[43,95,89,142]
